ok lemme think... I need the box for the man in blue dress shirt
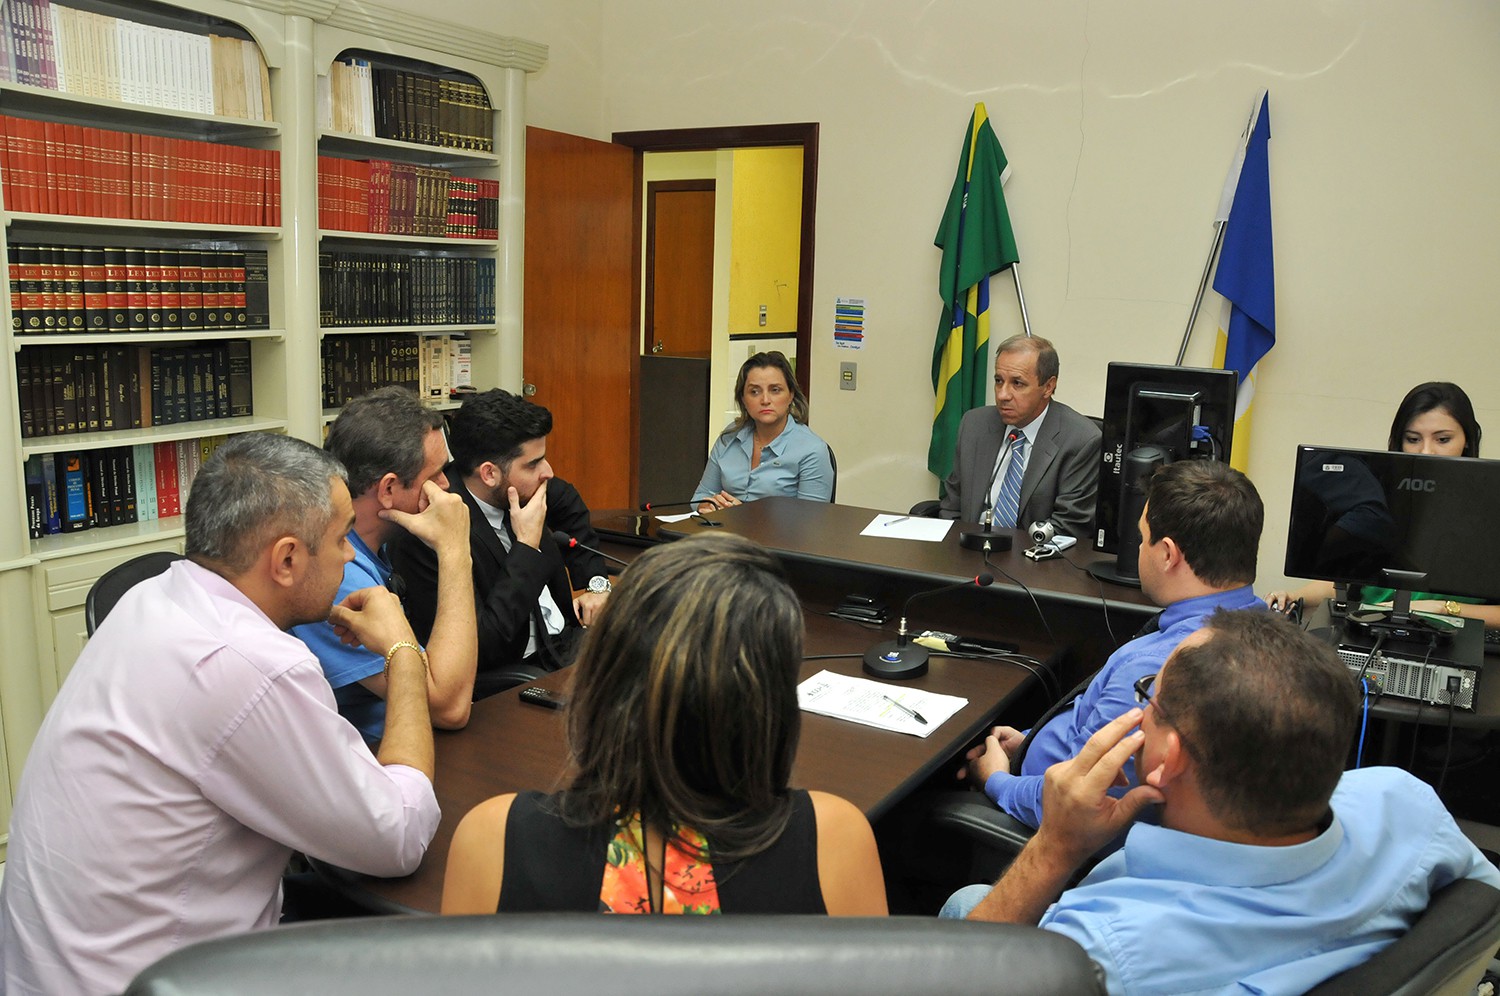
[963,459,1265,829]
[949,609,1500,995]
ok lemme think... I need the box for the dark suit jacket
[390,475,596,672]
[938,400,1102,540]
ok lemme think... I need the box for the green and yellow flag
[928,103,1020,484]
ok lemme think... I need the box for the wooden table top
[317,609,1036,915]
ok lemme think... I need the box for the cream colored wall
[454,0,1500,595]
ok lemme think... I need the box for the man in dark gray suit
[938,334,1101,540]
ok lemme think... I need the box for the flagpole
[1173,222,1226,365]
[1010,263,1034,338]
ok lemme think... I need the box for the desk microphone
[862,573,995,680]
[551,531,631,570]
[961,429,1019,552]
[639,500,695,511]
[639,499,721,527]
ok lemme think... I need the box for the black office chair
[909,498,942,517]
[85,551,186,635]
[125,914,1106,995]
[1304,879,1500,996]
[825,443,838,502]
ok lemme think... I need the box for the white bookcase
[0,0,545,859]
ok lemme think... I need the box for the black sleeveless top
[497,789,826,914]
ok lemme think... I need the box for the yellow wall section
[728,147,801,335]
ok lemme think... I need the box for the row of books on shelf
[0,0,272,121]
[322,333,470,408]
[18,340,253,439]
[10,244,268,334]
[0,114,280,225]
[318,156,497,238]
[24,436,225,537]
[320,57,492,152]
[318,251,494,327]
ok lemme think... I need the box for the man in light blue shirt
[963,459,1265,829]
[949,610,1500,995]
[693,350,833,510]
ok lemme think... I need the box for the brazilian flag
[928,103,1020,486]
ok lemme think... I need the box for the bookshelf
[0,0,546,855]
[313,45,504,413]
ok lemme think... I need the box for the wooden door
[646,182,714,358]
[524,127,638,509]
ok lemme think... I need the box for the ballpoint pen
[884,515,909,526]
[881,694,927,725]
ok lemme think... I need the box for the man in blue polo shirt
[292,387,477,742]
[962,459,1265,828]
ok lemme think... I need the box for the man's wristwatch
[587,575,613,594]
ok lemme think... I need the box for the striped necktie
[993,432,1028,528]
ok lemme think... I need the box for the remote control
[518,686,567,710]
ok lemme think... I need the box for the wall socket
[758,305,767,327]
[839,361,857,391]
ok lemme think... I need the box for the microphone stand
[551,531,631,570]
[639,500,721,528]
[862,574,995,679]
[960,429,1018,552]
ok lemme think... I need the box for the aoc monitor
[1284,445,1500,603]
[1093,363,1237,554]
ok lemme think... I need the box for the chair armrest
[926,790,1036,856]
[908,499,943,518]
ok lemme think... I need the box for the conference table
[318,498,1155,914]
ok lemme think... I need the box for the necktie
[993,432,1028,528]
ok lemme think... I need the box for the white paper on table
[796,669,967,738]
[653,512,699,523]
[859,514,953,542]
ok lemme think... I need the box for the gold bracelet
[383,641,429,679]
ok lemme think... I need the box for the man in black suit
[391,390,609,694]
[938,334,1101,540]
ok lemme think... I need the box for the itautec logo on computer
[1396,478,1437,492]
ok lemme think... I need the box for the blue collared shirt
[692,416,834,504]
[987,585,1265,828]
[290,530,392,743]
[1040,767,1500,995]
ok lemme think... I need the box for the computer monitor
[1285,444,1500,606]
[1093,363,1238,555]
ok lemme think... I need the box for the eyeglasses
[1133,672,1171,724]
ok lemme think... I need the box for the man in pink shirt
[0,433,441,996]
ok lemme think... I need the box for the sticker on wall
[834,297,865,349]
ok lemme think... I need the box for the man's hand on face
[507,479,549,550]
[1032,709,1164,869]
[381,481,469,558]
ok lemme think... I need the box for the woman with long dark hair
[1269,382,1496,626]
[441,532,886,916]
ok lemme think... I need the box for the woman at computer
[692,351,834,513]
[440,532,887,916]
[1268,381,1498,627]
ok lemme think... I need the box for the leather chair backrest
[85,551,185,635]
[126,914,1106,996]
[1304,879,1500,996]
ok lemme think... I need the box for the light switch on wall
[839,362,857,391]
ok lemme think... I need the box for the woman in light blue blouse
[693,351,834,513]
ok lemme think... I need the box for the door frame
[612,123,819,400]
